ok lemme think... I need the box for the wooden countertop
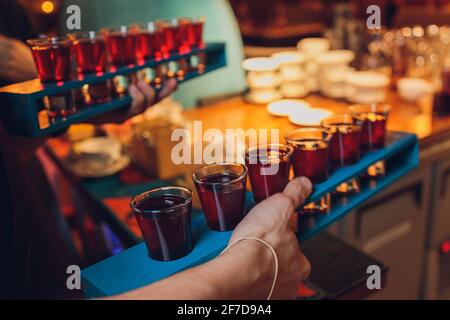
[183,91,450,148]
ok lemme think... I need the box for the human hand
[0,35,37,82]
[88,78,178,125]
[228,177,313,300]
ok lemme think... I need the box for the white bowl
[316,50,355,66]
[242,57,279,72]
[271,51,306,65]
[297,38,330,55]
[288,108,334,126]
[346,71,390,103]
[397,77,433,103]
[267,99,311,117]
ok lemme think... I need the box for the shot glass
[349,103,391,178]
[28,37,76,119]
[245,144,292,203]
[27,37,72,82]
[159,18,190,79]
[131,186,193,261]
[285,128,331,214]
[193,163,247,232]
[70,31,111,105]
[321,114,363,195]
[187,16,206,73]
[133,22,165,87]
[103,26,137,95]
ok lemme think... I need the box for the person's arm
[113,177,313,300]
[0,35,37,83]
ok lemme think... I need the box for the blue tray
[81,131,418,298]
[0,43,226,137]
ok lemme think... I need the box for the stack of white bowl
[271,51,309,98]
[316,50,355,99]
[345,71,391,103]
[297,38,331,92]
[242,57,282,104]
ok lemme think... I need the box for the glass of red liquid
[27,37,76,119]
[103,26,137,96]
[133,22,165,87]
[245,144,292,203]
[131,186,193,261]
[103,26,137,67]
[193,163,247,232]
[27,37,72,82]
[159,18,190,79]
[285,128,331,214]
[134,21,164,62]
[187,16,206,73]
[349,104,391,178]
[70,31,111,105]
[321,114,363,195]
[187,17,205,49]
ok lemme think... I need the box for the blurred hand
[89,78,178,125]
[0,35,37,82]
[229,177,313,299]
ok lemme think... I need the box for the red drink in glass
[245,144,292,203]
[285,129,330,183]
[286,128,331,214]
[131,186,193,261]
[71,31,107,74]
[135,22,164,61]
[104,26,137,67]
[187,17,205,48]
[193,163,247,232]
[27,37,72,82]
[322,114,362,167]
[349,104,391,152]
[322,114,362,194]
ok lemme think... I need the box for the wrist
[220,238,274,299]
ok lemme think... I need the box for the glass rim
[285,128,331,145]
[130,21,161,33]
[27,36,70,47]
[348,103,392,115]
[192,163,248,187]
[68,31,105,41]
[245,143,293,164]
[130,186,192,216]
[101,25,133,35]
[321,114,362,128]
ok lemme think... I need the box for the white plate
[288,108,333,126]
[67,154,130,178]
[266,99,312,117]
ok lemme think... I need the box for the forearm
[113,240,273,300]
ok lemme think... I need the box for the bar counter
[183,91,450,147]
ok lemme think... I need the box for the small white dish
[346,71,390,103]
[267,99,312,117]
[297,38,330,55]
[397,77,433,103]
[68,154,130,178]
[288,108,333,126]
[242,57,279,72]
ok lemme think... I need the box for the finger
[136,80,156,107]
[127,83,146,117]
[157,78,177,101]
[282,177,312,210]
[298,251,311,280]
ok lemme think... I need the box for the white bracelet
[220,237,279,300]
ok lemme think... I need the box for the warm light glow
[42,1,54,14]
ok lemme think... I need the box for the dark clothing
[0,0,37,87]
[0,121,78,299]
[0,0,35,41]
